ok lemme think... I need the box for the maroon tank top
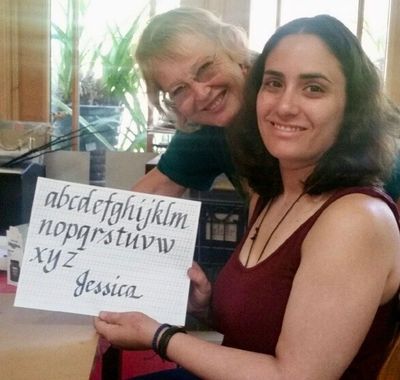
[212,187,399,379]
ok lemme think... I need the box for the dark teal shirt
[158,126,236,191]
[385,154,400,201]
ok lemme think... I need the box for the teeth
[207,94,223,111]
[274,123,304,132]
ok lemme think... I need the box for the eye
[303,83,326,97]
[305,84,324,93]
[197,60,215,81]
[170,84,187,98]
[261,77,283,91]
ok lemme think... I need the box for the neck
[279,163,315,197]
[279,178,305,203]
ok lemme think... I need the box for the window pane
[51,0,179,153]
[249,0,390,79]
[249,0,277,53]
[362,0,390,73]
[280,0,359,33]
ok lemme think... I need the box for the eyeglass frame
[161,52,219,110]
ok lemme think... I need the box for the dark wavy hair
[228,14,400,198]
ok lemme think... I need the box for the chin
[204,117,230,128]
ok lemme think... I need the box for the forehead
[151,33,216,72]
[265,34,344,81]
[151,34,219,90]
[168,33,216,56]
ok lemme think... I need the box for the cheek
[226,72,246,100]
[256,97,271,143]
[317,104,345,141]
[256,92,273,122]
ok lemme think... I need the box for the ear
[239,63,250,76]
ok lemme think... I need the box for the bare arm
[132,167,186,197]
[95,194,400,380]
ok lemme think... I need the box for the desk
[0,293,98,380]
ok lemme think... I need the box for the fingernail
[99,311,107,319]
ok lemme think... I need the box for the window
[51,0,179,153]
[249,0,390,77]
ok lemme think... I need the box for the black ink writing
[37,219,176,252]
[74,269,143,299]
[29,247,79,273]
[44,185,190,230]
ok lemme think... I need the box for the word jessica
[74,269,143,299]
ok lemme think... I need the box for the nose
[190,81,211,100]
[276,88,300,117]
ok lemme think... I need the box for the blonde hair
[134,7,250,131]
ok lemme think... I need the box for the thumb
[98,311,121,324]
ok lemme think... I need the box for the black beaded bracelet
[152,323,171,353]
[156,325,187,361]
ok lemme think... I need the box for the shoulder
[318,192,398,229]
[301,192,400,305]
[305,193,399,262]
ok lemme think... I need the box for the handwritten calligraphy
[15,178,200,323]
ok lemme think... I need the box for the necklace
[245,192,305,267]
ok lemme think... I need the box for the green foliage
[51,0,149,152]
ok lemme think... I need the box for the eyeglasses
[162,54,218,109]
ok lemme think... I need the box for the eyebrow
[263,69,333,83]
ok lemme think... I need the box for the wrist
[152,325,187,361]
[151,323,170,352]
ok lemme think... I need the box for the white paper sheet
[14,177,201,325]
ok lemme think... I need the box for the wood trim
[378,330,400,380]
[17,0,50,122]
[0,0,50,122]
[0,0,19,120]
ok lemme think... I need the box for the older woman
[132,7,251,197]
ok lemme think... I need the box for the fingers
[94,316,114,341]
[188,263,211,292]
[94,312,125,342]
[98,311,121,324]
[93,312,160,350]
[188,262,204,282]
